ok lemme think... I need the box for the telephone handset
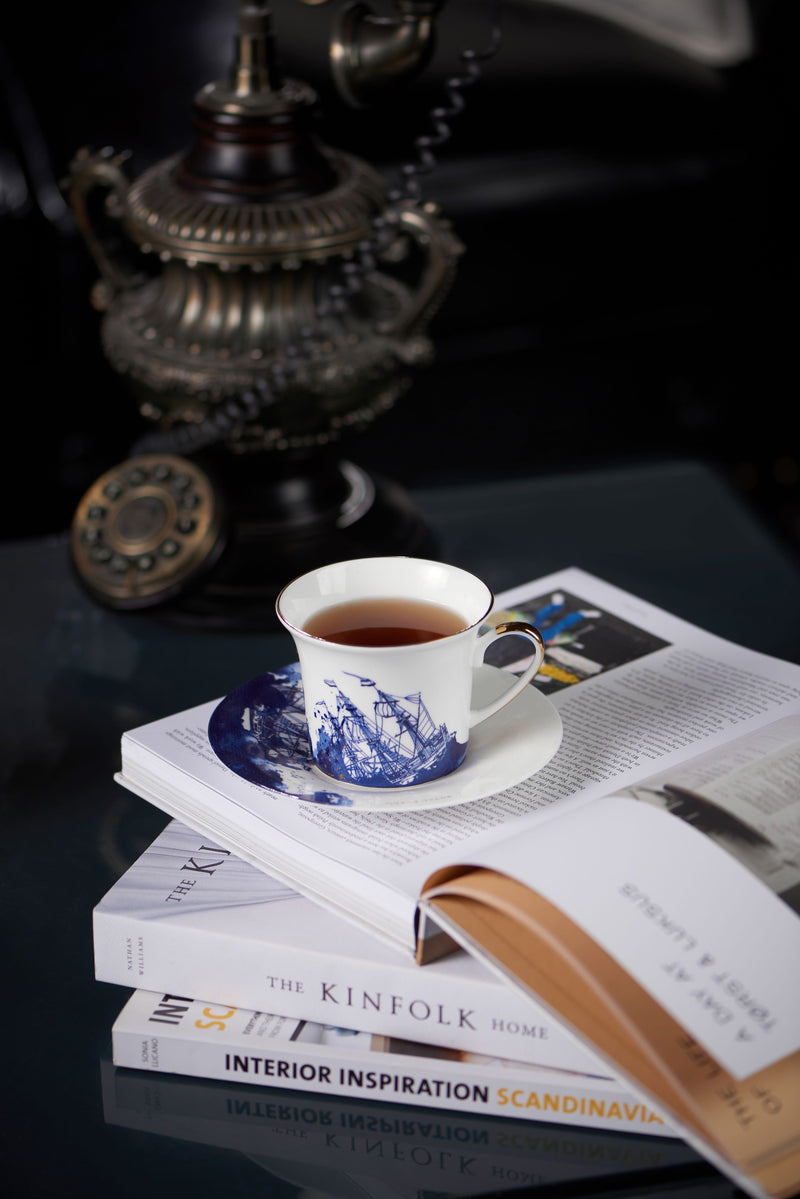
[70,454,228,610]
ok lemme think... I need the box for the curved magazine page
[425,877,709,1133]
[424,871,800,1199]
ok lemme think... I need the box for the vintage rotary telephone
[67,0,502,624]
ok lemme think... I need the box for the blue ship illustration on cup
[312,672,466,788]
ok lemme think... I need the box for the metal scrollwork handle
[64,146,145,308]
[377,199,464,349]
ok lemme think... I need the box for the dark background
[1,0,797,555]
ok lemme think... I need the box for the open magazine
[115,566,800,1199]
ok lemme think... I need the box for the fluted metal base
[155,451,437,630]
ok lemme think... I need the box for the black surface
[4,461,799,1199]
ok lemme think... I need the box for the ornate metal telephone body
[66,1,492,622]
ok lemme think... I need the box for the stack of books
[95,567,800,1199]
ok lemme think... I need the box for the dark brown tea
[303,597,466,646]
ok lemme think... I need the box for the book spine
[94,909,600,1074]
[113,999,671,1137]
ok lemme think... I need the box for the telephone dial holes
[71,453,224,608]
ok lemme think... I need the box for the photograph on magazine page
[615,715,800,916]
[484,588,670,693]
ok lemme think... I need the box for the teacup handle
[469,621,545,727]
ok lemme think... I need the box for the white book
[114,566,800,1199]
[111,988,675,1138]
[94,817,602,1072]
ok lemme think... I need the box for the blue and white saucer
[208,662,563,812]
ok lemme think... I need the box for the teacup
[276,557,544,788]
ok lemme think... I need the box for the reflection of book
[109,990,673,1136]
[114,567,800,1199]
[101,1057,707,1199]
[93,819,601,1071]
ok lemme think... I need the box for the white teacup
[276,557,544,789]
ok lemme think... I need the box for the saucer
[208,662,562,812]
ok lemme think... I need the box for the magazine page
[118,567,800,951]
[243,568,800,904]
[615,717,800,906]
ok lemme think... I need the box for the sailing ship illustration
[210,666,353,805]
[246,666,310,763]
[210,663,463,801]
[311,671,465,787]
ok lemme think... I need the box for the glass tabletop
[4,460,798,1199]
